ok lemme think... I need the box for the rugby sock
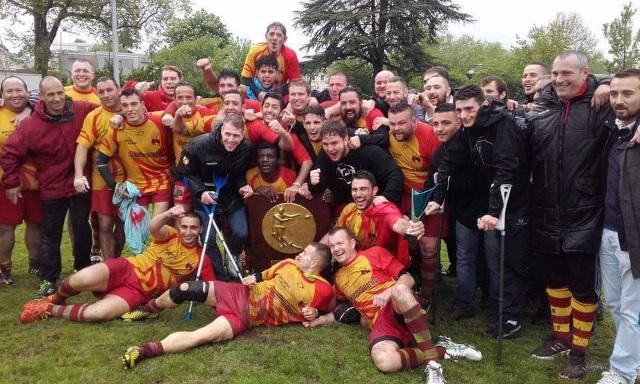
[140,341,164,358]
[570,297,596,355]
[143,298,162,313]
[402,304,440,364]
[50,303,89,322]
[51,278,80,304]
[546,287,572,344]
[420,253,437,301]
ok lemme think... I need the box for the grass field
[0,224,620,384]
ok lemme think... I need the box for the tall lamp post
[111,0,120,84]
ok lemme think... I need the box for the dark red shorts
[400,191,449,238]
[213,281,250,337]
[91,188,119,217]
[137,188,171,206]
[0,189,42,226]
[368,300,413,349]
[173,179,192,205]
[97,258,148,309]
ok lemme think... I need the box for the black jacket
[618,121,640,279]
[432,100,530,228]
[174,125,253,214]
[309,144,404,206]
[525,77,616,254]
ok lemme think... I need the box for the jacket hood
[33,98,74,122]
[475,98,510,128]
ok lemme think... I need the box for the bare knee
[98,216,115,235]
[371,345,400,372]
[391,283,413,301]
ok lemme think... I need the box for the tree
[294,0,471,78]
[603,2,640,72]
[164,9,231,47]
[0,0,183,75]
[512,13,607,73]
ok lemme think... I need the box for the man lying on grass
[305,227,481,382]
[120,242,333,369]
[19,205,215,324]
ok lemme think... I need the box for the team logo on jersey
[412,155,422,163]
[336,163,356,184]
[151,137,161,145]
[182,156,189,165]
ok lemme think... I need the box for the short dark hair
[266,21,287,36]
[613,68,640,82]
[256,141,279,158]
[423,66,450,81]
[288,79,310,95]
[454,85,485,104]
[262,92,284,109]
[526,61,550,75]
[388,76,407,88]
[121,88,142,99]
[303,104,325,119]
[434,102,455,113]
[480,76,508,98]
[174,80,196,95]
[388,100,414,116]
[320,120,348,139]
[0,76,28,93]
[222,113,244,130]
[179,211,201,225]
[95,77,119,87]
[328,226,355,240]
[256,55,279,71]
[219,69,241,86]
[339,86,362,101]
[352,170,377,187]
[329,72,349,84]
[309,242,331,271]
[161,65,183,79]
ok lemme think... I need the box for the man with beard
[73,77,125,260]
[384,76,426,122]
[521,62,550,107]
[246,142,296,204]
[0,76,42,284]
[339,87,388,150]
[419,75,452,123]
[19,206,215,324]
[134,66,182,112]
[308,121,403,210]
[65,60,100,104]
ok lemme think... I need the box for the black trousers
[535,250,598,304]
[40,194,92,282]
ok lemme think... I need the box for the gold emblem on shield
[262,203,316,254]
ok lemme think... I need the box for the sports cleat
[424,360,446,384]
[89,250,103,265]
[596,370,632,384]
[34,280,56,298]
[435,335,483,361]
[559,353,587,379]
[28,266,40,276]
[531,338,570,360]
[20,300,53,324]
[0,270,13,285]
[121,308,159,322]
[122,346,142,369]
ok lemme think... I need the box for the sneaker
[435,335,483,361]
[28,265,40,276]
[34,280,56,298]
[597,370,631,384]
[20,300,53,324]
[122,346,143,370]
[441,307,473,322]
[424,360,446,384]
[559,353,587,380]
[121,308,159,322]
[90,250,103,265]
[531,338,570,360]
[482,320,522,339]
[0,270,13,285]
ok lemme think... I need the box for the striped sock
[141,341,164,358]
[570,297,596,355]
[143,298,162,313]
[51,303,89,322]
[52,278,80,304]
[403,304,438,362]
[546,287,572,344]
[420,253,437,301]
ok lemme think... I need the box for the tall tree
[0,0,183,75]
[603,2,640,72]
[164,9,231,47]
[294,0,471,78]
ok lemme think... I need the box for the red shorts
[213,281,250,336]
[368,300,413,349]
[137,188,171,206]
[0,189,43,226]
[173,179,192,205]
[91,188,119,217]
[97,258,148,309]
[400,192,449,238]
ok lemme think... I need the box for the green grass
[0,224,619,384]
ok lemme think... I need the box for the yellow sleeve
[77,110,98,148]
[261,259,290,281]
[241,43,263,78]
[96,128,119,157]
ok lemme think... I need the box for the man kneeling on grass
[19,205,214,324]
[305,228,482,383]
[120,242,333,369]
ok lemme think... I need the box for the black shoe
[559,352,587,379]
[531,338,570,360]
[482,320,522,339]
[441,307,473,322]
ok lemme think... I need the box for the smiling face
[221,122,244,152]
[481,81,506,101]
[96,79,120,110]
[321,133,348,162]
[374,70,394,99]
[160,69,181,98]
[178,216,201,246]
[351,177,377,211]
[385,81,408,107]
[218,76,239,96]
[1,77,28,113]
[610,75,640,125]
[431,111,460,143]
[120,94,146,125]
[40,77,67,116]
[522,64,547,96]
[71,61,94,91]
[424,76,450,106]
[303,113,324,142]
[552,54,589,101]
[455,98,481,128]
[261,96,282,123]
[339,91,362,126]
[289,85,309,114]
[328,229,357,265]
[223,93,243,115]
[175,85,196,111]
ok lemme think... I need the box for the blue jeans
[454,221,486,311]
[198,207,248,281]
[600,228,640,382]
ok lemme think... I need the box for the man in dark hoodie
[174,113,254,281]
[426,85,531,340]
[525,51,616,379]
[0,76,97,297]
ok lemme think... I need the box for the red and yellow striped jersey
[97,114,171,194]
[246,166,296,193]
[241,43,300,85]
[64,85,100,104]
[0,107,38,190]
[248,259,333,327]
[171,106,216,162]
[77,106,126,189]
[389,122,440,192]
[334,247,405,327]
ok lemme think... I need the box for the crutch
[496,184,512,365]
[184,203,215,320]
